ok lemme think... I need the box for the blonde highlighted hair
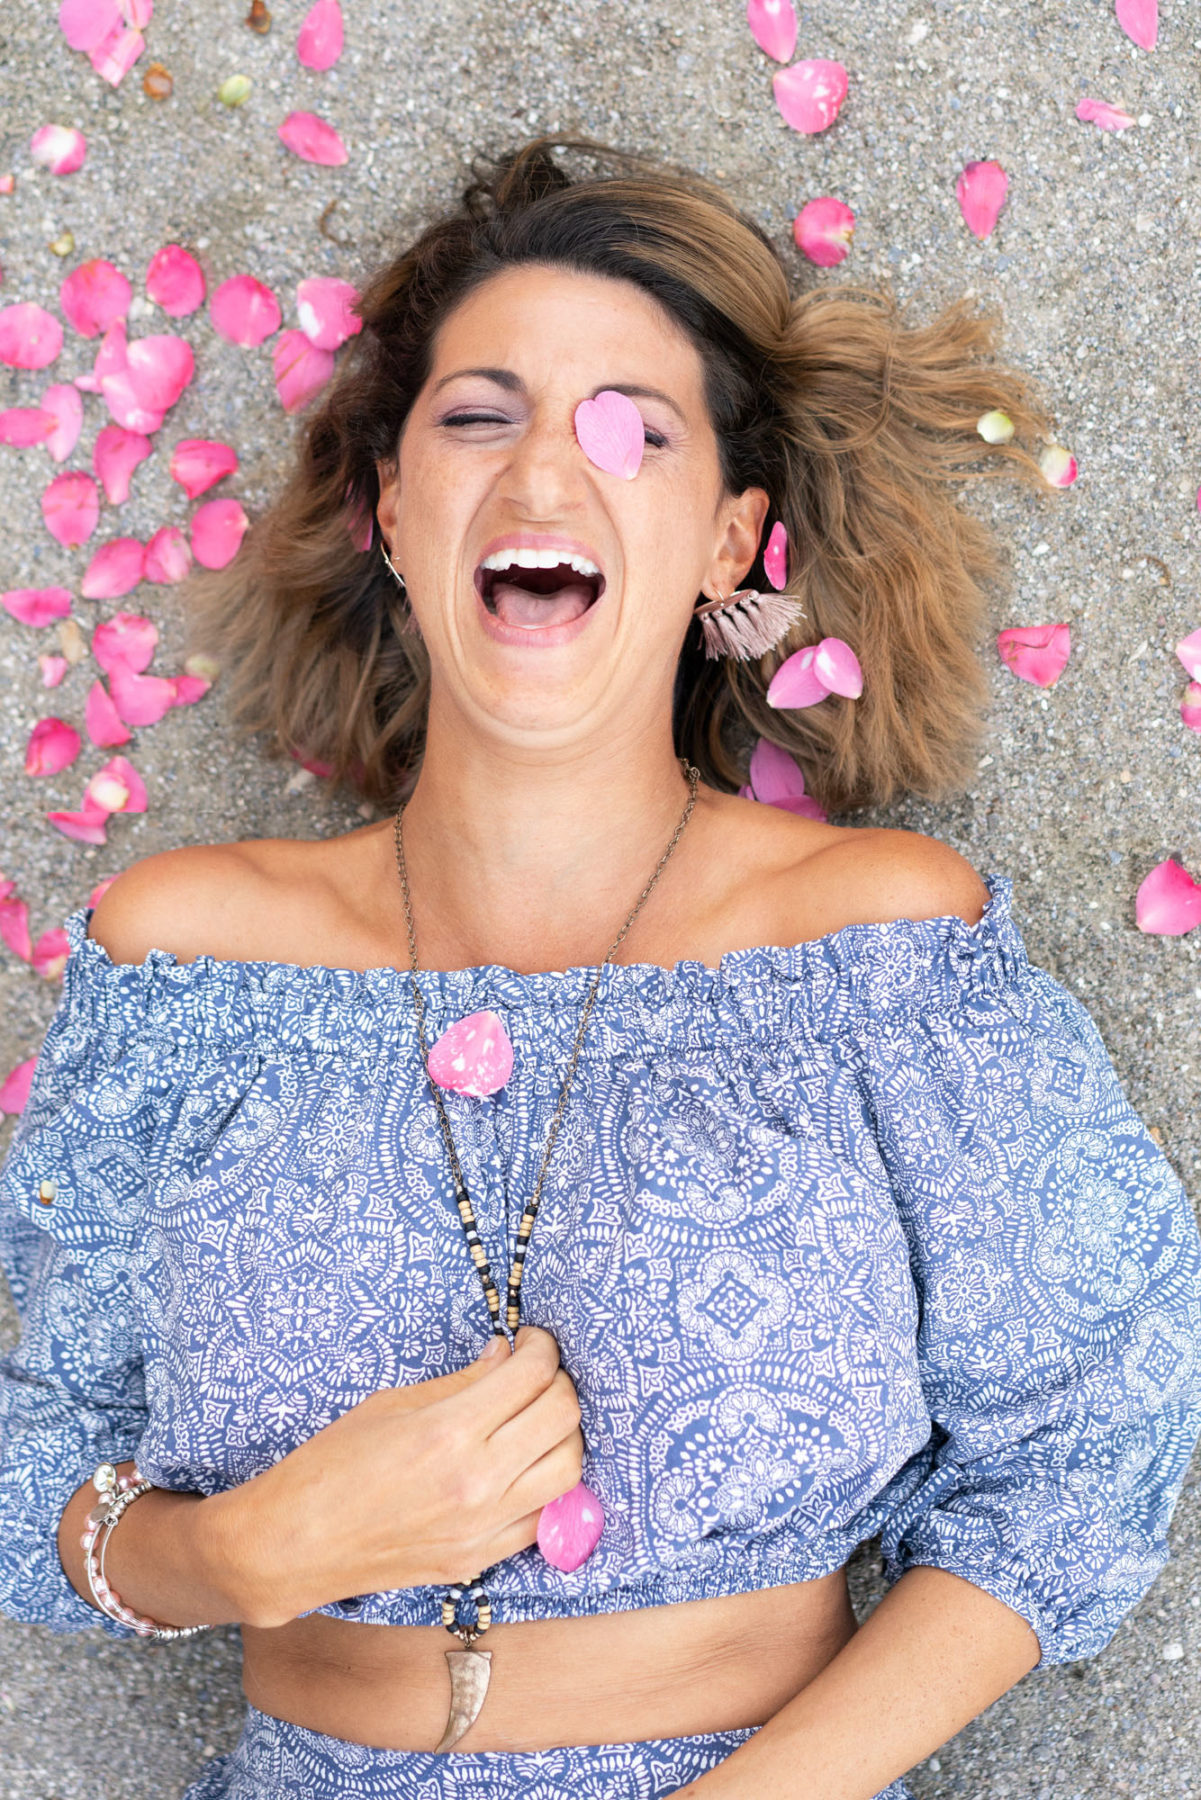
[186,137,1060,813]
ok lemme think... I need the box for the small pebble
[1161,1641,1184,1662]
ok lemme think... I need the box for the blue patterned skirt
[181,1702,915,1797]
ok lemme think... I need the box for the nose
[495,408,588,520]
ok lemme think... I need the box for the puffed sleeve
[863,893,1201,1667]
[0,911,160,1636]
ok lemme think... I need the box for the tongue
[492,579,593,629]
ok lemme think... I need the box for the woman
[2,139,1199,1800]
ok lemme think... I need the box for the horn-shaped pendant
[692,589,805,661]
[434,1648,493,1753]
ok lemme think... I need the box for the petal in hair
[427,1010,514,1098]
[0,303,64,369]
[772,59,848,134]
[1115,0,1157,51]
[273,328,335,413]
[191,497,249,570]
[81,536,147,600]
[976,408,1015,443]
[210,274,282,346]
[93,424,152,502]
[25,716,82,777]
[30,125,88,174]
[277,110,348,166]
[1038,443,1078,487]
[957,161,1008,239]
[1075,97,1136,131]
[1136,858,1201,936]
[169,437,238,498]
[574,390,645,480]
[59,258,131,337]
[296,276,361,349]
[145,243,206,316]
[1175,628,1201,680]
[813,637,863,699]
[42,382,84,460]
[42,470,100,546]
[746,0,796,63]
[766,644,830,710]
[763,521,788,590]
[996,622,1071,687]
[2,587,73,627]
[92,610,157,673]
[537,1481,605,1572]
[85,677,132,747]
[749,737,807,804]
[297,0,344,69]
[0,407,56,447]
[793,196,855,266]
[144,524,192,583]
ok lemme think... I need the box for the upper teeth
[481,548,600,577]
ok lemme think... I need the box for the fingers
[442,1326,564,1438]
[488,1368,582,1488]
[386,1338,510,1415]
[501,1428,585,1519]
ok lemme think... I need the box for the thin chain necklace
[392,756,700,1753]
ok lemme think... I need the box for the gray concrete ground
[1,0,1199,1794]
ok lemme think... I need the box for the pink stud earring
[691,587,805,660]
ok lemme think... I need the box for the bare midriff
[241,1571,856,1753]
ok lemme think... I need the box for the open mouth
[476,549,605,630]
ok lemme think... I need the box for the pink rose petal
[32,927,70,981]
[766,644,830,709]
[957,161,1009,239]
[793,196,855,266]
[573,390,644,480]
[1175,629,1201,681]
[1038,443,1078,487]
[92,610,157,673]
[41,382,83,460]
[42,469,100,546]
[210,274,281,346]
[297,0,344,69]
[273,328,335,412]
[813,636,864,699]
[2,586,73,627]
[996,622,1071,687]
[84,677,132,746]
[168,436,238,499]
[746,0,796,62]
[1075,98,1136,131]
[125,333,194,411]
[88,21,144,84]
[108,661,174,726]
[93,423,152,502]
[168,673,211,705]
[427,1009,514,1097]
[772,59,848,134]
[191,497,249,570]
[25,716,82,777]
[30,125,88,175]
[763,521,788,590]
[0,302,64,369]
[145,243,206,317]
[59,0,123,52]
[46,791,110,843]
[123,0,153,30]
[0,899,33,962]
[75,318,127,392]
[88,754,147,813]
[59,258,131,337]
[81,536,146,599]
[0,1057,37,1114]
[1180,682,1201,734]
[278,110,348,166]
[0,406,56,447]
[749,737,807,804]
[1115,0,1157,50]
[296,276,361,350]
[536,1480,605,1572]
[144,524,192,583]
[39,653,69,687]
[1136,858,1201,936]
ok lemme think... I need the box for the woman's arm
[674,1566,1039,1798]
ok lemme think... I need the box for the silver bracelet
[81,1461,214,1641]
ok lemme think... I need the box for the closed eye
[442,412,513,427]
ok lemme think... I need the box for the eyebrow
[431,367,688,424]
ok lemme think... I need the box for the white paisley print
[1,875,1200,1796]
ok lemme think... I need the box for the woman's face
[376,263,768,751]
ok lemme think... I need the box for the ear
[375,456,399,544]
[703,486,771,601]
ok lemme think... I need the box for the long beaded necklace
[392,757,701,1753]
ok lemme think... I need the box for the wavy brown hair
[186,137,1061,814]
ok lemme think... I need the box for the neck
[396,703,699,971]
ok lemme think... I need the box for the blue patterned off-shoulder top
[2,874,1200,1667]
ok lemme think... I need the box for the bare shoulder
[791,825,989,937]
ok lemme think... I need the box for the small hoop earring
[380,542,407,597]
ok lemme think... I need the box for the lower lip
[473,584,604,650]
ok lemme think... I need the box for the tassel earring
[380,542,421,636]
[691,588,805,661]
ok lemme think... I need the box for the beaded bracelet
[81,1461,214,1641]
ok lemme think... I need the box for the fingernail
[480,1336,507,1360]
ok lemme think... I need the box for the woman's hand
[209,1326,583,1629]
